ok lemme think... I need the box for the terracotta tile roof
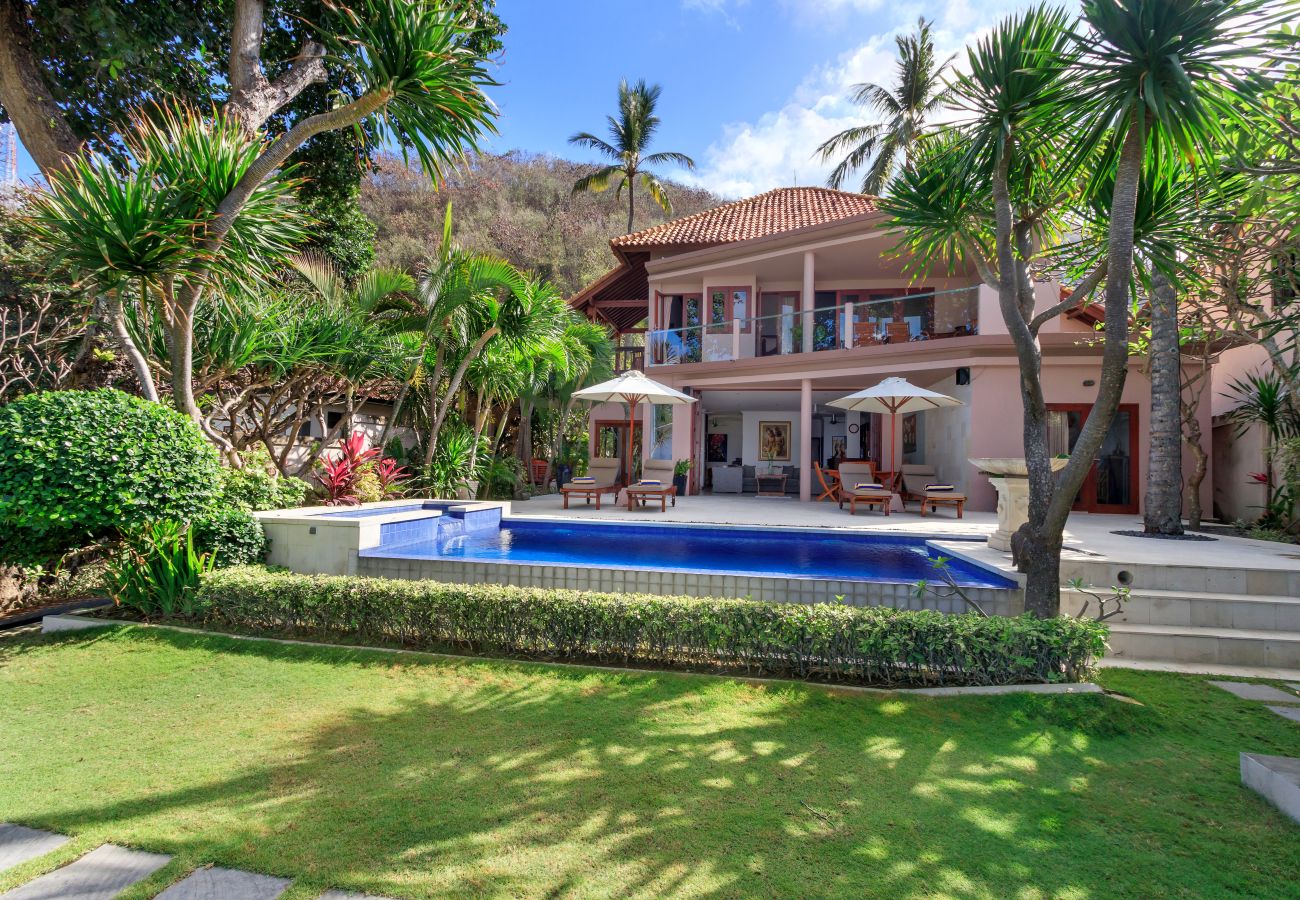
[610,187,878,250]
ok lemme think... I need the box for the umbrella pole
[890,410,897,476]
[627,396,639,486]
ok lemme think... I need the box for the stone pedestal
[987,476,1028,551]
[969,457,1069,552]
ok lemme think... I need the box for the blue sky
[13,0,1039,197]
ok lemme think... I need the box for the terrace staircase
[1060,585,1300,671]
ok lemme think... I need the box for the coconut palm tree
[569,79,696,234]
[816,18,953,195]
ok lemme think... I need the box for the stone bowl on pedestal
[969,458,1070,551]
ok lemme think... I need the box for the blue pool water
[362,518,1015,588]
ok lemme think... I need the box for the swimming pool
[361,518,1015,588]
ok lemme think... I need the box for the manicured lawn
[1,627,1297,899]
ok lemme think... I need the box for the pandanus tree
[20,0,498,422]
[569,79,696,234]
[817,17,953,195]
[885,0,1283,616]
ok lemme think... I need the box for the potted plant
[672,458,692,495]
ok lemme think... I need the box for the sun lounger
[838,480,893,516]
[561,458,621,510]
[919,484,966,518]
[625,460,678,511]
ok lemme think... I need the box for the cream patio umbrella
[571,370,697,485]
[829,376,963,475]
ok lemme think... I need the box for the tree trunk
[0,0,83,175]
[104,292,159,403]
[1144,269,1184,534]
[166,311,201,420]
[1016,118,1144,616]
[626,173,635,234]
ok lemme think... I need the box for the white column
[732,316,741,360]
[799,379,812,502]
[842,301,854,349]
[802,251,815,354]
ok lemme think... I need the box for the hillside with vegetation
[360,151,723,295]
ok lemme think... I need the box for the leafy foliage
[568,79,696,232]
[103,520,214,618]
[219,450,312,512]
[817,17,953,194]
[201,568,1108,686]
[0,389,222,565]
[192,508,269,569]
[317,430,407,505]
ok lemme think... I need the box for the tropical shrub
[104,520,214,618]
[192,509,268,568]
[422,421,481,497]
[220,449,311,511]
[317,430,407,505]
[481,455,522,499]
[0,389,222,565]
[200,569,1108,686]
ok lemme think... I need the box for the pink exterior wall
[965,359,1213,516]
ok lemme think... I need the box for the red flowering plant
[317,431,408,505]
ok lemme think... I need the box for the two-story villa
[570,186,1214,514]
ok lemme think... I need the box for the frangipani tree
[886,0,1284,615]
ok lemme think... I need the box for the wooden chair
[852,323,880,348]
[813,462,840,502]
[885,322,912,344]
[530,458,549,487]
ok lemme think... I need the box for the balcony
[647,286,980,367]
[613,344,645,374]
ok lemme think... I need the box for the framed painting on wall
[902,413,918,455]
[759,420,791,461]
[706,433,728,463]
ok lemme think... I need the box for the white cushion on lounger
[926,484,957,492]
[854,482,886,491]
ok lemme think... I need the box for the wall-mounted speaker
[955,367,971,386]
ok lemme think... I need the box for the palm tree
[569,79,696,234]
[816,18,953,195]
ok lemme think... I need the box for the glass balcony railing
[647,286,980,367]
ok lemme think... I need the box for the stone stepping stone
[1267,705,1300,724]
[0,825,69,874]
[318,891,399,899]
[156,867,291,899]
[0,843,170,899]
[1286,683,1300,694]
[1208,681,1300,704]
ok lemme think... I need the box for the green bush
[104,520,214,618]
[220,451,310,512]
[199,568,1108,686]
[0,389,222,564]
[192,508,268,568]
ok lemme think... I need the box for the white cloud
[679,0,1051,198]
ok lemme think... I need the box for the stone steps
[1061,588,1300,632]
[0,825,394,899]
[1105,622,1300,670]
[1058,558,1300,597]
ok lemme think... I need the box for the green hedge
[199,568,1107,686]
[0,389,222,564]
